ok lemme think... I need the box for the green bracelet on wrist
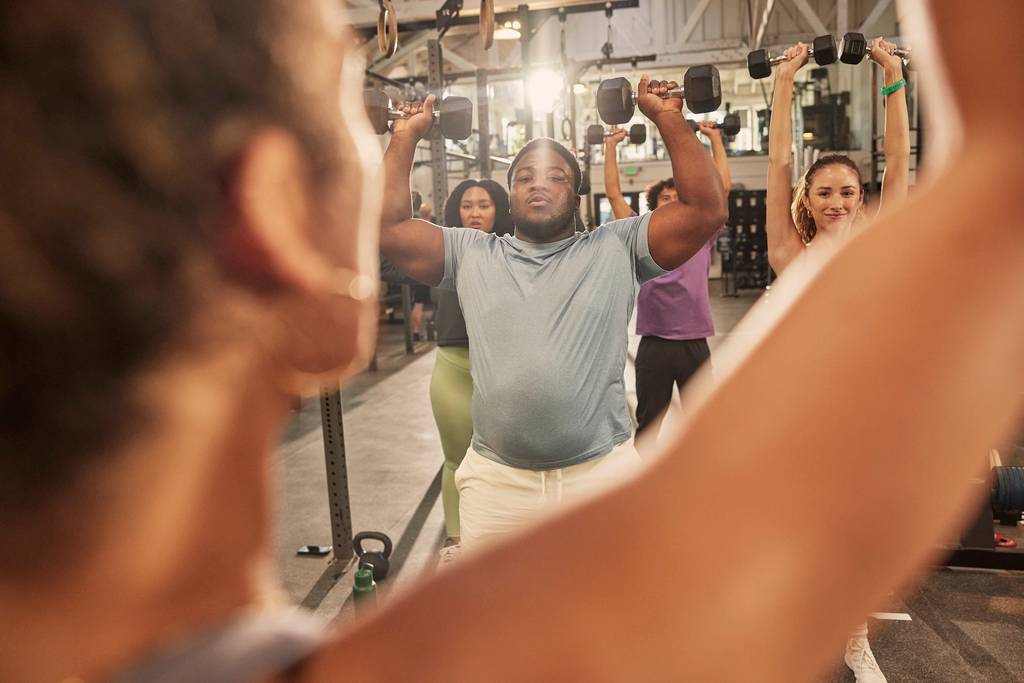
[881,79,906,96]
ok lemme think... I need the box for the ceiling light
[495,21,521,40]
[527,69,564,114]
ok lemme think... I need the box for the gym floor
[274,282,1024,682]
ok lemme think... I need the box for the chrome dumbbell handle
[386,108,440,123]
[767,45,824,66]
[632,87,685,99]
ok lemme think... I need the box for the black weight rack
[718,190,772,296]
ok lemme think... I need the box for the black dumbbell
[596,64,722,125]
[586,123,646,146]
[839,32,911,66]
[687,112,741,137]
[363,89,473,140]
[578,171,591,197]
[747,35,837,79]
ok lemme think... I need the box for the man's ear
[219,128,331,294]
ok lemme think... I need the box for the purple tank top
[635,233,718,340]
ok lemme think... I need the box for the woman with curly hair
[431,179,513,560]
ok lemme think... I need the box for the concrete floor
[273,280,1024,681]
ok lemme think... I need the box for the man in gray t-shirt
[438,215,662,469]
[379,78,727,547]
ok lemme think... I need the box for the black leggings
[634,336,711,445]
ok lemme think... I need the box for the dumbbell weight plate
[747,49,772,80]
[686,113,740,136]
[811,34,838,66]
[595,77,635,126]
[683,64,722,114]
[578,170,591,196]
[585,124,606,146]
[364,89,392,135]
[720,112,741,136]
[840,32,869,64]
[438,96,473,140]
[598,66,720,123]
[585,124,644,146]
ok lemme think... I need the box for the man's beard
[512,199,576,242]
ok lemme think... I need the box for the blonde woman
[767,39,910,275]
[765,37,911,683]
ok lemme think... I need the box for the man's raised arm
[378,96,445,286]
[640,75,728,270]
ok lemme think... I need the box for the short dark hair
[444,179,514,236]
[645,177,676,210]
[507,138,583,194]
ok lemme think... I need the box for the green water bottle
[353,563,377,615]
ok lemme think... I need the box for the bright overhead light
[572,83,587,95]
[495,20,521,40]
[527,69,564,114]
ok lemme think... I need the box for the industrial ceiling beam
[788,0,828,37]
[667,0,715,51]
[858,0,893,34]
[753,0,776,49]
[344,0,638,31]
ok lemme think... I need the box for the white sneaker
[437,543,462,567]
[844,634,887,683]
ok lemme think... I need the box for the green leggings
[429,346,474,539]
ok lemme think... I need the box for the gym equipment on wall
[435,0,495,48]
[376,0,398,58]
[719,190,771,295]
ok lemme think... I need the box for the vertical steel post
[792,84,805,183]
[401,284,413,353]
[870,65,879,192]
[426,39,450,213]
[476,68,492,179]
[319,384,354,563]
[915,77,924,171]
[519,4,533,141]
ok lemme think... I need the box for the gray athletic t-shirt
[439,213,665,470]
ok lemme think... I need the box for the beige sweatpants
[454,441,643,551]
